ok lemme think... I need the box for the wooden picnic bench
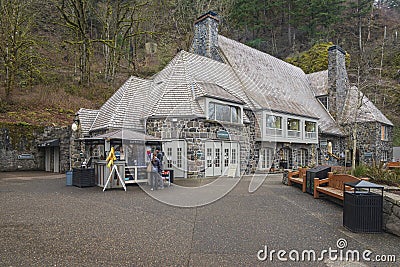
[387,162,400,169]
[313,172,366,201]
[287,167,308,192]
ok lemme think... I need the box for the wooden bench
[387,162,400,169]
[313,172,364,201]
[287,167,308,192]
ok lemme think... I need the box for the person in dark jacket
[150,151,163,190]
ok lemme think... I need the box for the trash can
[306,166,331,195]
[66,170,73,186]
[72,168,95,187]
[162,169,174,184]
[343,180,384,233]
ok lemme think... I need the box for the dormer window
[208,102,241,123]
[317,96,328,110]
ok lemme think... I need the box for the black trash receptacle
[72,168,95,187]
[162,169,174,184]
[306,166,331,195]
[343,180,384,233]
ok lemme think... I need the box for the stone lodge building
[73,11,393,178]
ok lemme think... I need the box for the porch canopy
[81,129,160,144]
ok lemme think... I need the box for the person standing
[150,151,163,190]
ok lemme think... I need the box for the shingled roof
[149,50,260,115]
[77,108,99,136]
[218,35,342,135]
[307,70,393,126]
[89,76,150,132]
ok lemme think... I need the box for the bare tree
[0,0,41,103]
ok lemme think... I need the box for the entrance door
[259,147,274,171]
[205,141,239,177]
[230,142,239,177]
[54,147,60,173]
[222,142,231,175]
[45,147,51,172]
[205,142,214,177]
[214,142,222,176]
[163,140,187,178]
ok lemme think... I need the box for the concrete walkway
[0,172,399,266]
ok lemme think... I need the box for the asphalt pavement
[0,171,399,266]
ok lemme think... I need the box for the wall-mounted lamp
[71,117,79,132]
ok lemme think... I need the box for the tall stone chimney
[328,45,349,120]
[190,11,223,62]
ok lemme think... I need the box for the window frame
[207,100,242,124]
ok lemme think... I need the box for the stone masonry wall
[343,122,393,165]
[383,192,400,237]
[190,12,223,63]
[0,123,70,172]
[146,117,252,177]
[328,45,349,120]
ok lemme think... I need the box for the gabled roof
[307,70,329,97]
[196,82,244,104]
[341,86,393,126]
[307,70,393,126]
[218,35,342,135]
[90,76,150,132]
[150,50,259,113]
[77,108,99,135]
[84,129,160,141]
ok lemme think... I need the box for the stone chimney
[328,45,349,120]
[190,11,223,62]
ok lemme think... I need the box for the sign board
[364,152,373,158]
[217,130,230,139]
[18,154,34,160]
[320,140,327,146]
[227,164,237,177]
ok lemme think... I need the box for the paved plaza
[0,172,399,266]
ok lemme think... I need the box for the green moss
[285,42,351,74]
[0,122,44,150]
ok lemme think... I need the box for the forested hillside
[0,0,399,144]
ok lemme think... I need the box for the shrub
[353,164,368,178]
[366,163,400,187]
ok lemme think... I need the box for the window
[318,96,328,110]
[381,125,389,141]
[287,118,300,138]
[381,150,388,162]
[232,149,237,164]
[208,102,241,123]
[215,148,220,167]
[224,148,229,167]
[207,148,212,168]
[305,121,317,139]
[208,103,215,120]
[231,106,239,123]
[177,148,182,168]
[266,115,282,136]
[167,147,172,168]
[298,149,308,167]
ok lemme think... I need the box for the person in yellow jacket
[106,147,117,169]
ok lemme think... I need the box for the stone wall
[343,122,393,165]
[190,11,223,63]
[146,117,252,177]
[39,126,71,173]
[0,123,71,172]
[328,45,349,120]
[383,192,400,237]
